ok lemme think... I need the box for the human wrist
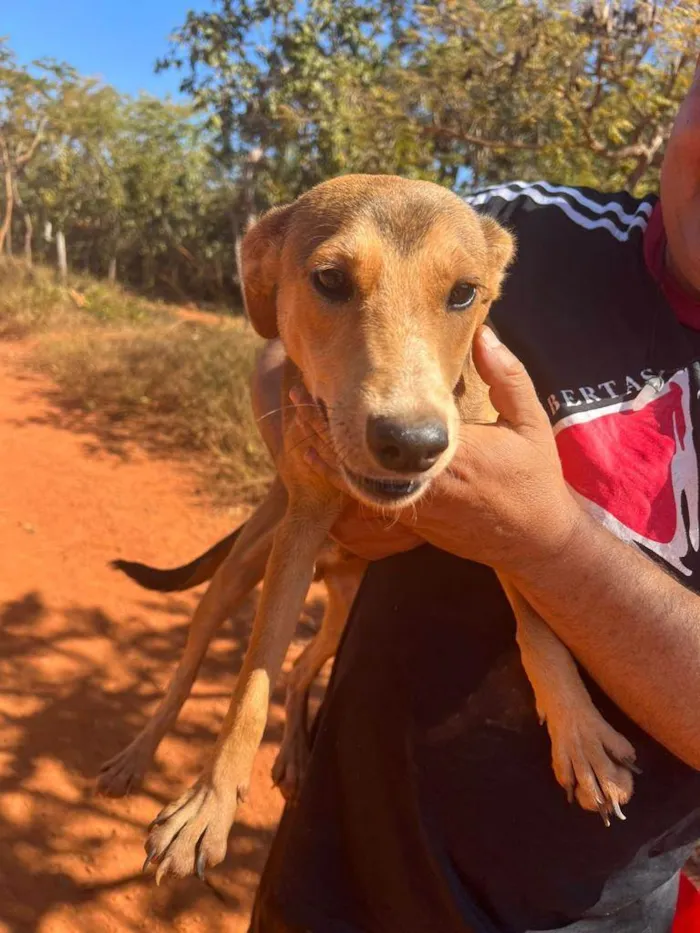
[499,492,588,583]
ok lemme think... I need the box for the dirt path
[0,342,320,932]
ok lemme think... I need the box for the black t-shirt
[250,182,700,933]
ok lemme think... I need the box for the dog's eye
[312,267,353,302]
[447,282,477,311]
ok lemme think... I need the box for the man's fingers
[290,387,330,440]
[473,326,548,432]
[304,447,347,492]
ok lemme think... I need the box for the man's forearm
[511,511,700,770]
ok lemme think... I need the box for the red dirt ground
[0,341,324,932]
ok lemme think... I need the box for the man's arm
[454,330,700,771]
[455,329,700,771]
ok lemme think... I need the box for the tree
[24,79,124,278]
[408,0,699,192]
[17,81,238,301]
[0,36,241,301]
[157,0,423,206]
[2,5,693,307]
[159,0,700,199]
[0,39,72,254]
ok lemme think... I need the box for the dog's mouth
[343,468,425,504]
[315,394,432,504]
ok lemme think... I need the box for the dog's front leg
[497,573,638,823]
[97,476,287,798]
[144,492,343,882]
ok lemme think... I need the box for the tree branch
[625,130,665,190]
[563,88,670,161]
[423,124,543,151]
[426,116,671,163]
[15,116,48,168]
[664,53,690,99]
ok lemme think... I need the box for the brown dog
[105,176,638,882]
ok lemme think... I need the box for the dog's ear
[480,215,516,273]
[240,204,294,339]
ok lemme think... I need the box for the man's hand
[295,326,582,574]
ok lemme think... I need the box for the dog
[102,175,638,883]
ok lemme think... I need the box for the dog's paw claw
[549,711,637,821]
[619,756,642,776]
[611,799,626,822]
[145,781,237,881]
[195,839,208,882]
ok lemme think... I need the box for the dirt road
[0,342,319,932]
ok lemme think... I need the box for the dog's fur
[100,175,638,882]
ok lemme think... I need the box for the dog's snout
[366,416,449,473]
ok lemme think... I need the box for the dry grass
[1,258,272,501]
[0,259,167,338]
[34,320,272,501]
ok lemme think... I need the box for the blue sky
[4,0,210,97]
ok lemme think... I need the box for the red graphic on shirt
[553,370,699,575]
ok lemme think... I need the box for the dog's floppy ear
[240,204,294,339]
[480,215,516,273]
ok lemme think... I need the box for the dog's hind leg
[97,476,288,797]
[272,551,365,800]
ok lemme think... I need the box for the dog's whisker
[386,511,403,531]
[256,404,299,423]
[257,403,332,424]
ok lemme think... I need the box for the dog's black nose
[366,416,449,473]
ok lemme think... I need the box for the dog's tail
[111,523,246,593]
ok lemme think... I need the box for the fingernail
[480,325,501,349]
[480,324,521,372]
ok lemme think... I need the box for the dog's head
[242,174,515,508]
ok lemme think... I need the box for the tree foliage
[160,0,700,199]
[1,4,699,305]
[0,37,239,302]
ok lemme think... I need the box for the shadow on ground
[0,586,326,933]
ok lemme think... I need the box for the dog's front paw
[143,778,245,882]
[547,709,638,825]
